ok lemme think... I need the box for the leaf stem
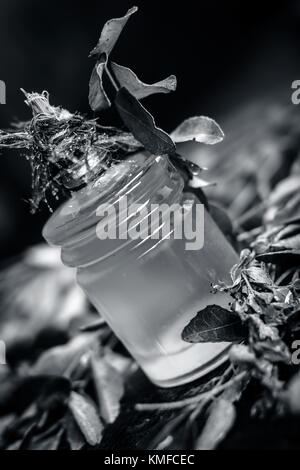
[135,371,248,411]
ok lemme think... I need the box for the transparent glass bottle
[43,154,238,387]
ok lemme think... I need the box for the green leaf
[89,60,111,112]
[182,305,245,343]
[115,87,176,155]
[171,116,224,145]
[91,356,124,424]
[89,6,138,58]
[68,392,103,446]
[111,62,177,99]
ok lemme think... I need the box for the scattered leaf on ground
[91,356,124,424]
[68,391,103,446]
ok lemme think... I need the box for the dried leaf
[91,356,124,424]
[115,87,176,155]
[111,62,176,99]
[68,392,103,446]
[196,399,236,450]
[245,266,272,285]
[89,7,138,58]
[182,305,245,343]
[89,60,111,112]
[171,116,224,145]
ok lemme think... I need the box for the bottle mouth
[43,153,184,268]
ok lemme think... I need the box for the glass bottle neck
[43,154,184,268]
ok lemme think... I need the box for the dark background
[0,0,299,260]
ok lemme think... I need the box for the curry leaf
[171,116,224,145]
[115,87,176,155]
[111,62,177,99]
[182,305,246,343]
[89,6,138,58]
[89,60,111,112]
